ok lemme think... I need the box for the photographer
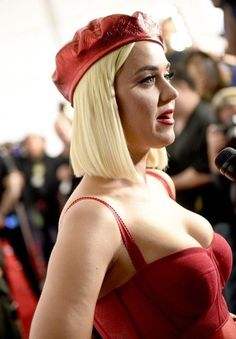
[207,87,236,172]
[207,86,236,313]
[0,144,42,298]
[0,146,24,338]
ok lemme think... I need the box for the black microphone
[215,147,236,182]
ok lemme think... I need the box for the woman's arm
[171,167,212,191]
[29,199,120,339]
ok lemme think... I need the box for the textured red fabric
[94,232,234,338]
[52,11,163,103]
[63,172,235,338]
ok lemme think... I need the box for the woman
[30,12,236,338]
[184,50,227,102]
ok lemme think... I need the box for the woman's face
[186,55,219,100]
[115,41,177,160]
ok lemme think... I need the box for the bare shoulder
[30,198,122,338]
[147,168,176,199]
[58,196,122,260]
[53,197,123,306]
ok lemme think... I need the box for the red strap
[63,196,146,270]
[146,170,175,200]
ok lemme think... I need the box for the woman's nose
[158,82,178,106]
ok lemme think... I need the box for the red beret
[52,11,163,103]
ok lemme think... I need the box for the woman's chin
[158,131,176,147]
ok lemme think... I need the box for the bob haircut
[70,42,168,183]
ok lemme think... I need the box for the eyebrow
[134,63,171,75]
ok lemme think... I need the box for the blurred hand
[207,124,228,155]
[0,213,5,229]
[207,124,229,172]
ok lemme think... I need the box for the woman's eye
[164,71,175,81]
[140,75,156,85]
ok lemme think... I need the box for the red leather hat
[52,11,163,103]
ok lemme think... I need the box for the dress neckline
[98,233,219,300]
[141,232,215,269]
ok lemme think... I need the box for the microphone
[215,147,236,182]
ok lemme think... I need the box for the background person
[184,50,228,102]
[54,102,82,209]
[211,0,236,56]
[0,143,42,299]
[0,146,26,338]
[15,134,61,265]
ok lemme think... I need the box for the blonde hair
[70,43,168,182]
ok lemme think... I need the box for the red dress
[65,173,236,338]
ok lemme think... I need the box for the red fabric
[63,173,235,338]
[52,11,163,103]
[94,233,234,338]
[64,196,146,270]
[2,240,38,339]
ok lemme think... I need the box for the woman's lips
[156,109,174,125]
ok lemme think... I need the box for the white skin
[29,42,222,339]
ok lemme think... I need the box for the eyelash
[164,71,175,81]
[140,71,175,85]
[140,75,156,85]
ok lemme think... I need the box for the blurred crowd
[0,0,236,338]
[0,102,82,338]
[162,0,236,316]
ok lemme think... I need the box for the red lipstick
[157,109,174,125]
